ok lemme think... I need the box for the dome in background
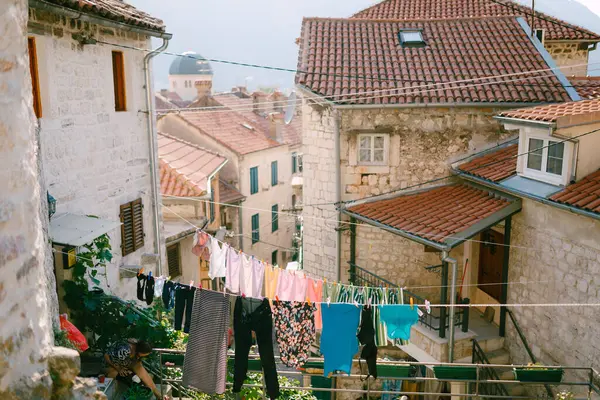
[169,51,213,76]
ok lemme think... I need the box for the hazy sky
[128,0,600,93]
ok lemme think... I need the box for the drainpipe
[144,38,170,275]
[443,251,459,363]
[334,109,342,281]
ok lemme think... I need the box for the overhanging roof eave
[341,209,449,251]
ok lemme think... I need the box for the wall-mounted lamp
[47,192,56,219]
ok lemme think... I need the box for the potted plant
[433,365,478,381]
[377,363,413,378]
[513,363,564,383]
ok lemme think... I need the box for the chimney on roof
[270,91,285,113]
[253,91,269,115]
[268,112,284,143]
[194,77,213,101]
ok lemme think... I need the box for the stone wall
[28,8,164,302]
[302,102,513,282]
[301,100,339,280]
[506,198,600,382]
[545,42,589,76]
[0,1,53,395]
[340,107,511,200]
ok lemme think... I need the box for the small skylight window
[398,29,425,47]
[242,123,254,130]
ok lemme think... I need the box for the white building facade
[28,2,170,304]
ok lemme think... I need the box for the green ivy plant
[124,383,153,400]
[62,234,180,353]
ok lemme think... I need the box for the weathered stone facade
[301,101,339,280]
[506,198,600,380]
[302,101,513,283]
[28,8,165,302]
[545,42,590,76]
[0,1,53,396]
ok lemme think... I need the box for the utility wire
[486,0,600,39]
[154,66,600,114]
[95,38,598,108]
[162,123,600,248]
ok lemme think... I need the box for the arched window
[292,194,297,208]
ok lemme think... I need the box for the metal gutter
[341,209,448,251]
[454,170,600,221]
[493,115,557,129]
[516,16,581,101]
[29,0,173,39]
[206,159,228,197]
[442,252,458,363]
[144,38,170,276]
[334,101,547,110]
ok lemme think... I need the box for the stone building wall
[506,198,600,381]
[302,102,513,282]
[0,1,53,396]
[28,8,164,302]
[545,42,589,76]
[301,100,339,280]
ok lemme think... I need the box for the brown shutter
[28,37,42,118]
[167,243,181,277]
[112,51,126,111]
[120,198,144,256]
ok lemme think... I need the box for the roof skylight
[398,29,425,47]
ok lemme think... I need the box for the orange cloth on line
[306,278,323,330]
[264,264,280,299]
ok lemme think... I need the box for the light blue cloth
[379,305,419,341]
[320,303,361,376]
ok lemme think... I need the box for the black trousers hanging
[233,297,279,399]
[174,285,196,333]
[357,306,378,379]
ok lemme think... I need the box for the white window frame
[357,133,389,166]
[522,133,570,186]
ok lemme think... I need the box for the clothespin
[190,280,194,288]
[327,297,331,307]
[367,297,372,309]
[409,297,414,310]
[324,278,327,284]
[275,295,279,303]
[242,293,247,298]
[167,276,171,281]
[307,297,312,307]
[137,268,144,276]
[148,271,152,278]
[353,299,359,308]
[425,299,431,314]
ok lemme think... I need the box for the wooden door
[478,229,504,301]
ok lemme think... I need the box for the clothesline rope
[161,195,558,253]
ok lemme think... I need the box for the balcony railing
[472,339,510,398]
[349,262,469,338]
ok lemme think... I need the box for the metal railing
[350,262,469,338]
[154,348,600,400]
[506,308,554,398]
[472,340,511,398]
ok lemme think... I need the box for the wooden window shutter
[167,243,181,277]
[28,37,42,118]
[120,198,144,256]
[112,51,126,111]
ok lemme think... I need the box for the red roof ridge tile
[158,131,226,158]
[303,14,523,25]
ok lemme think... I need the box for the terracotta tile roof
[497,98,600,122]
[549,170,600,213]
[219,180,245,204]
[158,132,227,197]
[457,143,518,182]
[177,111,284,155]
[347,184,512,243]
[155,94,177,115]
[570,77,600,100]
[297,17,571,105]
[213,93,302,146]
[351,0,599,41]
[40,0,165,31]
